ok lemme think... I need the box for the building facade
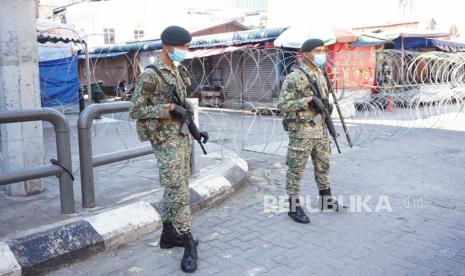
[49,0,268,47]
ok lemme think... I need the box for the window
[103,28,115,44]
[134,29,144,40]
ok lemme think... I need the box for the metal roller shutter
[241,49,279,103]
[209,52,243,103]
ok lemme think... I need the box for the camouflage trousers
[151,135,192,233]
[285,135,331,196]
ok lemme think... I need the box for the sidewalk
[50,125,465,275]
[0,115,248,275]
[0,115,213,237]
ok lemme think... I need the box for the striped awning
[36,18,85,44]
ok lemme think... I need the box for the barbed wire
[3,28,465,182]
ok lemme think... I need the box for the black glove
[170,105,188,122]
[199,131,209,143]
[327,103,334,115]
[184,101,194,113]
[310,97,325,112]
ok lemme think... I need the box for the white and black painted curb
[0,156,248,276]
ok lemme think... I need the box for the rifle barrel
[333,137,342,154]
[323,69,354,148]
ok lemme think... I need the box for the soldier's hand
[185,101,194,112]
[328,103,334,115]
[199,132,209,144]
[310,97,325,112]
[170,105,188,122]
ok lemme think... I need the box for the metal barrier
[78,102,153,208]
[0,108,75,214]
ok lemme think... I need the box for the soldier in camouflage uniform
[278,39,339,224]
[129,26,206,273]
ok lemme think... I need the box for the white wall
[62,0,193,47]
[267,0,464,31]
[60,0,270,47]
[267,0,399,28]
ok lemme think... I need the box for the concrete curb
[0,154,248,276]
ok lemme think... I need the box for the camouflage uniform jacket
[129,57,191,144]
[278,61,329,139]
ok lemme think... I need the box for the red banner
[326,43,379,89]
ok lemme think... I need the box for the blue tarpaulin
[383,29,450,49]
[430,39,465,52]
[392,37,465,51]
[393,37,436,49]
[39,56,80,107]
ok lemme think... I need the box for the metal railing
[0,108,75,214]
[78,102,153,208]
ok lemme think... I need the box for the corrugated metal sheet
[77,51,128,59]
[87,27,287,55]
[189,27,286,48]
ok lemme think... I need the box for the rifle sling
[145,64,183,104]
[146,65,170,85]
[297,68,322,99]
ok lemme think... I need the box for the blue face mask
[168,48,187,62]
[313,54,326,67]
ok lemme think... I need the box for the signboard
[327,43,379,89]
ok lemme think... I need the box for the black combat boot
[180,232,198,273]
[319,188,339,211]
[288,196,310,224]
[160,223,199,249]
